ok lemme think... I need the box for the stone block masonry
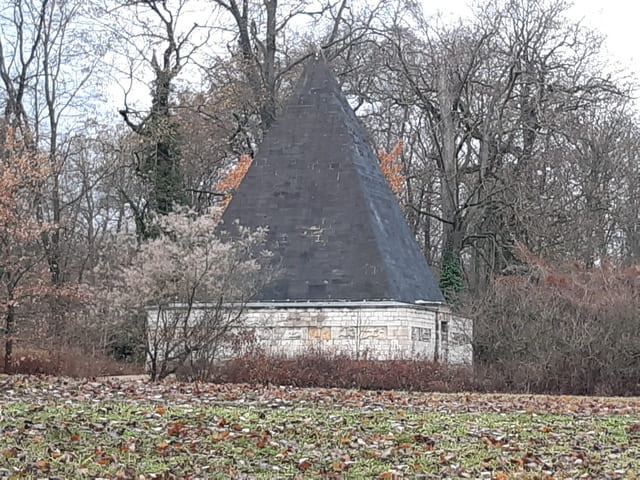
[152,301,473,364]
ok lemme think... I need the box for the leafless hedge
[472,247,640,395]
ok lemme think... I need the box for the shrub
[92,208,273,381]
[471,245,640,396]
[0,346,144,377]
[205,348,639,396]
[208,348,476,393]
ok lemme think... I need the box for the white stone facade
[151,302,473,365]
[242,302,472,364]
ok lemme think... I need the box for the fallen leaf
[2,448,17,457]
[168,421,185,436]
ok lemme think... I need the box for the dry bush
[208,348,476,392]
[0,346,143,377]
[472,245,640,396]
[1,130,105,373]
[92,208,273,381]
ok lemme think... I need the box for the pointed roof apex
[221,58,444,303]
[313,43,324,60]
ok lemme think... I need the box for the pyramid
[221,58,444,304]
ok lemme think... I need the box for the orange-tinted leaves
[298,458,312,471]
[168,421,186,436]
[216,154,253,213]
[379,140,405,195]
[412,434,435,449]
[2,448,17,457]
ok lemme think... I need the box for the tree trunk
[4,302,15,373]
[261,0,278,129]
[437,67,464,263]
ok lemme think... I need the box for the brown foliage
[378,140,405,195]
[472,244,640,395]
[209,349,475,393]
[207,348,639,396]
[216,154,253,212]
[0,132,50,242]
[0,346,143,377]
[1,131,98,372]
[0,131,54,371]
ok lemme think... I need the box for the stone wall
[147,302,473,365]
[167,302,473,364]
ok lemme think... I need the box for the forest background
[1,0,639,394]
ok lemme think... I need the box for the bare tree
[0,131,51,371]
[209,0,382,129]
[354,0,628,296]
[98,208,271,381]
[108,0,215,236]
[619,120,640,262]
[0,0,109,339]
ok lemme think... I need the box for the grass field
[0,376,638,479]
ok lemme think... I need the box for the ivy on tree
[439,243,464,303]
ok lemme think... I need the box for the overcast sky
[568,0,639,66]
[422,0,639,77]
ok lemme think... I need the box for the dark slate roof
[220,57,444,303]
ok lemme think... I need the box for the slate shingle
[220,57,444,303]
